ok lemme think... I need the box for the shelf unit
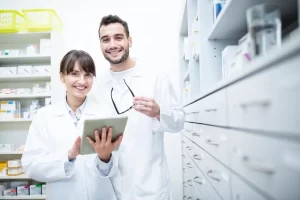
[179,0,299,200]
[0,195,46,200]
[0,31,63,200]
[179,0,299,105]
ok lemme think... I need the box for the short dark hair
[60,50,96,77]
[99,15,130,38]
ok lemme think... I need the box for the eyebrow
[100,33,125,40]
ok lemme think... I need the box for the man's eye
[116,37,123,40]
[102,39,109,43]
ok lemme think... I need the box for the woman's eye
[85,74,93,77]
[71,72,78,76]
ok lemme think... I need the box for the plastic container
[0,10,25,33]
[22,9,62,32]
[246,4,281,56]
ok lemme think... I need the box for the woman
[21,50,121,200]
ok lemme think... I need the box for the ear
[60,72,65,83]
[128,36,132,48]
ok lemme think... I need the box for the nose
[109,38,117,48]
[77,75,86,84]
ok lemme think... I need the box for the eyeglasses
[111,79,135,115]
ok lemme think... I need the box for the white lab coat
[90,60,185,200]
[21,98,118,200]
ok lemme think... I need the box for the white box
[7,160,22,168]
[40,39,51,55]
[42,184,46,195]
[0,185,5,196]
[17,185,29,196]
[0,68,5,76]
[3,188,17,196]
[32,65,50,74]
[0,144,14,152]
[17,65,32,75]
[2,67,17,76]
[222,46,238,78]
[30,184,42,195]
[0,110,14,120]
[0,101,18,111]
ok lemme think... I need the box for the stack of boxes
[0,101,21,120]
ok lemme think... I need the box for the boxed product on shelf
[0,88,17,95]
[45,97,51,106]
[222,45,238,78]
[235,33,253,70]
[0,101,19,111]
[213,0,226,22]
[0,67,17,76]
[17,185,30,196]
[16,88,32,95]
[0,144,14,152]
[42,184,46,195]
[26,45,38,55]
[7,160,22,168]
[30,183,42,195]
[3,188,17,196]
[32,65,50,74]
[17,65,33,75]
[40,39,51,55]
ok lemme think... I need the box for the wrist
[98,154,111,163]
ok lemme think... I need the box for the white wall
[0,0,183,199]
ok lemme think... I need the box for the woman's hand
[86,127,123,163]
[68,136,81,161]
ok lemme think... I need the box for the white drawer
[188,89,227,126]
[232,174,269,200]
[191,165,222,200]
[186,139,231,200]
[202,151,231,200]
[192,124,229,166]
[227,55,300,135]
[229,129,300,200]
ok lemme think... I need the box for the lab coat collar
[103,59,144,84]
[52,97,99,116]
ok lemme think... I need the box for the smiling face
[59,50,96,101]
[60,61,94,99]
[99,23,132,65]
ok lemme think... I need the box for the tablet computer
[80,116,128,155]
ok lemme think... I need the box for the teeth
[75,87,85,90]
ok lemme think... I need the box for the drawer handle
[242,155,276,174]
[187,197,193,200]
[206,170,222,182]
[193,154,204,160]
[205,137,219,146]
[191,111,199,114]
[187,180,193,186]
[183,182,187,187]
[186,129,192,132]
[194,176,206,185]
[182,168,187,173]
[182,154,187,158]
[204,108,218,112]
[186,163,193,168]
[192,132,200,137]
[239,100,271,109]
[186,146,192,150]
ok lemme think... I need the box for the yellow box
[22,9,62,32]
[0,10,25,33]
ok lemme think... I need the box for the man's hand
[68,136,81,161]
[133,96,160,120]
[86,127,123,163]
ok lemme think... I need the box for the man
[91,14,185,200]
